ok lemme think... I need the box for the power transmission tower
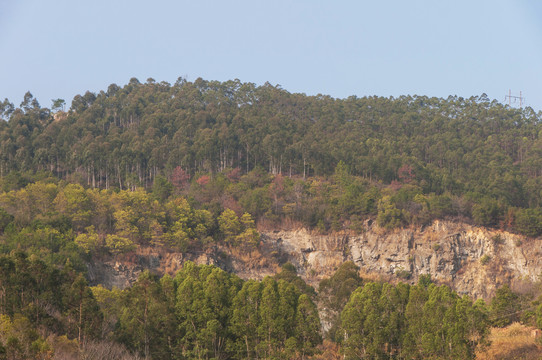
[504,89,525,107]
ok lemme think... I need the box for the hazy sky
[1,0,541,111]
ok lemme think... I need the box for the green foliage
[0,314,51,359]
[427,193,453,219]
[218,208,241,244]
[536,301,542,330]
[0,179,268,265]
[0,247,515,360]
[274,263,316,297]
[341,280,490,360]
[492,234,505,246]
[318,261,363,340]
[2,80,539,199]
[395,268,412,279]
[231,280,262,358]
[237,212,260,248]
[3,77,542,358]
[239,186,272,218]
[418,274,432,287]
[514,208,542,237]
[151,175,173,202]
[472,197,503,227]
[0,246,328,360]
[341,282,406,359]
[164,197,214,250]
[116,271,172,359]
[105,234,136,255]
[74,225,101,254]
[480,254,491,265]
[218,209,259,248]
[126,262,320,360]
[0,208,12,233]
[0,251,107,357]
[91,285,122,338]
[54,183,92,231]
[295,294,322,357]
[3,79,541,234]
[490,285,519,327]
[51,98,65,112]
[377,196,405,229]
[0,224,86,272]
[62,273,103,342]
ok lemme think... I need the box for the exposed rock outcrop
[87,249,219,289]
[261,220,541,299]
[87,220,542,300]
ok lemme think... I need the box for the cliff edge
[88,220,541,300]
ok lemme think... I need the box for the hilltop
[1,78,542,358]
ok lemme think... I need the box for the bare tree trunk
[117,164,122,190]
[245,335,250,359]
[144,296,149,360]
[79,287,83,346]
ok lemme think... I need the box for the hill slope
[2,78,542,237]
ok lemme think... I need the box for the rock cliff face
[88,220,542,300]
[261,220,542,299]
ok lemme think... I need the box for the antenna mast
[505,89,525,107]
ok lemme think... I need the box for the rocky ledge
[87,220,542,300]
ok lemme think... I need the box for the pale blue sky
[1,0,541,111]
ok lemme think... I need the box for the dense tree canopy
[340,279,490,360]
[1,78,542,236]
[1,78,542,357]
[0,248,537,359]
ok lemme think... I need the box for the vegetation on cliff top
[1,78,542,237]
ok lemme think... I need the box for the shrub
[395,268,412,280]
[514,208,542,237]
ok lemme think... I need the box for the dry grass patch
[421,229,440,244]
[358,270,392,284]
[476,322,542,360]
[309,340,341,360]
[228,246,279,271]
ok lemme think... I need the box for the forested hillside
[1,78,542,235]
[2,78,542,358]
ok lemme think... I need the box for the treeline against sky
[2,78,542,235]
